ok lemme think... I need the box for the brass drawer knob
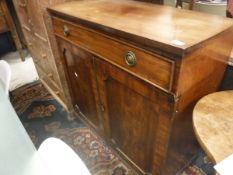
[28,42,32,47]
[19,0,27,8]
[125,51,137,67]
[28,19,33,27]
[55,91,60,96]
[63,25,70,37]
[41,53,47,59]
[19,3,27,8]
[48,73,53,79]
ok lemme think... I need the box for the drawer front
[26,0,47,40]
[35,62,65,102]
[32,44,50,74]
[22,27,38,56]
[22,26,62,94]
[33,40,61,89]
[37,39,61,88]
[13,0,30,28]
[52,17,174,91]
[0,15,8,32]
[22,27,33,49]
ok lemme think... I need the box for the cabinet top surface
[48,0,233,54]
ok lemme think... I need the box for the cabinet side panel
[176,27,233,111]
[162,27,233,175]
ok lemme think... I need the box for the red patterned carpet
[10,81,215,175]
[53,127,213,175]
[53,128,137,175]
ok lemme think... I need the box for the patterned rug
[10,81,216,175]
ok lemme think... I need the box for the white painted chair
[38,137,91,175]
[0,86,90,175]
[0,60,11,96]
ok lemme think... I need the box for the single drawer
[23,29,48,74]
[35,63,63,99]
[13,0,30,28]
[37,40,61,87]
[23,30,48,75]
[32,45,49,73]
[25,31,61,91]
[22,27,37,55]
[52,17,174,91]
[0,15,8,33]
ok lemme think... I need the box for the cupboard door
[94,57,164,174]
[58,39,100,130]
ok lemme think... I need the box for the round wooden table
[193,91,233,164]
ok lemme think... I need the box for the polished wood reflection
[48,0,233,174]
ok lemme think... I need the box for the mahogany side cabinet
[48,0,233,174]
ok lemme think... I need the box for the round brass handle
[19,0,27,8]
[28,19,33,27]
[28,42,32,47]
[63,25,70,37]
[55,91,60,96]
[125,51,137,67]
[19,3,27,8]
[41,53,47,59]
[48,73,53,79]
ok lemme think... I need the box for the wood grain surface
[193,91,233,164]
[48,0,233,56]
[49,0,233,174]
[13,0,77,110]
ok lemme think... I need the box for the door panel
[58,39,100,130]
[95,57,162,173]
[107,79,158,172]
